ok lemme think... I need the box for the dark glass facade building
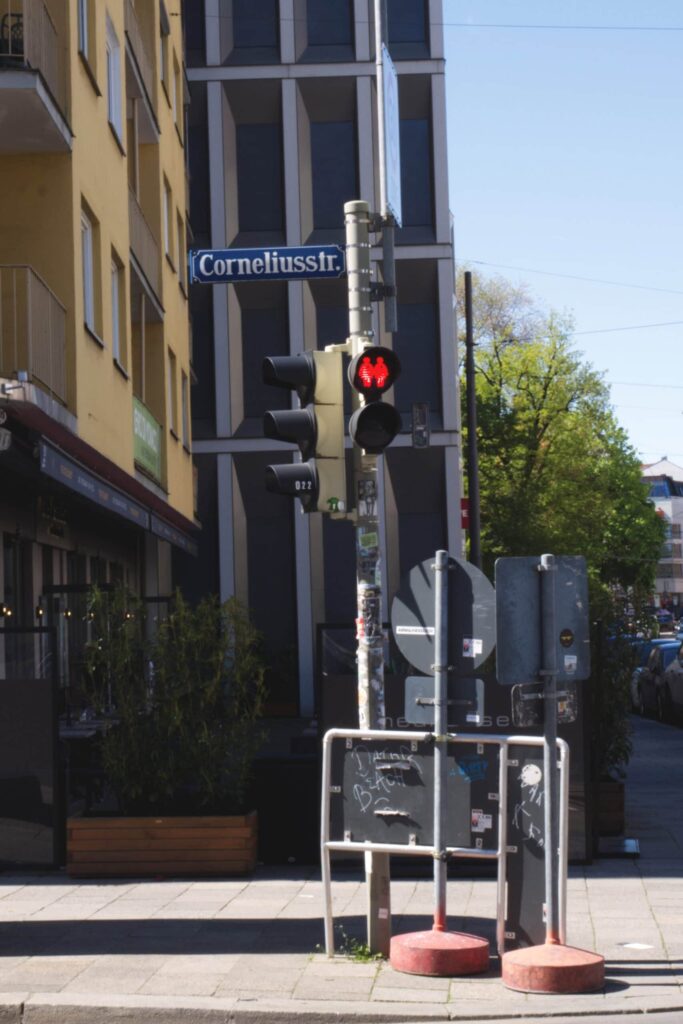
[181,0,462,718]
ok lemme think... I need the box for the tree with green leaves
[457,268,664,779]
[457,267,663,600]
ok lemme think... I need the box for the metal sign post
[344,199,391,955]
[499,553,605,994]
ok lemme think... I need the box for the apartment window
[387,0,429,58]
[78,0,89,55]
[163,179,173,263]
[106,16,123,141]
[172,53,181,131]
[176,212,186,288]
[311,121,357,229]
[308,0,352,47]
[223,0,279,64]
[111,253,125,366]
[167,350,178,435]
[298,0,354,61]
[236,123,284,234]
[181,371,190,448]
[160,2,171,95]
[81,209,95,332]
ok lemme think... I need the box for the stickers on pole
[391,556,496,677]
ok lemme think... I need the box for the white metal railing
[320,728,570,959]
[0,265,67,405]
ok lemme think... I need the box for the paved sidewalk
[0,715,681,1024]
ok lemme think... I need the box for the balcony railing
[124,0,155,111]
[129,189,161,298]
[0,265,67,406]
[0,0,67,116]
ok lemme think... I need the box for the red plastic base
[502,942,605,994]
[390,929,490,977]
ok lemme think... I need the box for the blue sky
[444,0,683,464]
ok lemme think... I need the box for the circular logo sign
[559,628,575,648]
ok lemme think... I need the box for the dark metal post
[433,550,449,931]
[464,271,481,568]
[540,553,561,943]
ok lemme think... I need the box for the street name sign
[189,245,346,284]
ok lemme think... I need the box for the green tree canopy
[457,268,663,599]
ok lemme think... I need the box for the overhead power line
[575,320,683,336]
[440,21,683,32]
[464,260,683,296]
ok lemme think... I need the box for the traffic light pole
[345,199,391,955]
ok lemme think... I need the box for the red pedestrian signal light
[348,346,400,398]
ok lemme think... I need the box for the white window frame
[163,180,172,258]
[106,16,122,140]
[78,0,89,58]
[81,210,95,331]
[181,371,189,448]
[111,258,121,362]
[167,350,177,434]
[176,211,185,285]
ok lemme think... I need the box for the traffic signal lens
[348,346,400,398]
[357,354,389,391]
[348,403,402,454]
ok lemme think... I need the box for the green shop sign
[133,398,162,481]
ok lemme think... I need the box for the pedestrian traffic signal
[347,345,402,453]
[263,351,346,513]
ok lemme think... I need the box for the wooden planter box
[66,812,257,878]
[596,779,625,837]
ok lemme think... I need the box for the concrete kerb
[0,994,681,1024]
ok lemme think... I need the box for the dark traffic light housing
[263,351,346,513]
[347,345,401,454]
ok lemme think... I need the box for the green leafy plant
[83,587,267,815]
[333,925,385,963]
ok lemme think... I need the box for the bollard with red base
[501,555,605,994]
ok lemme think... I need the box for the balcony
[0,0,71,152]
[0,265,67,406]
[129,189,161,300]
[124,0,157,138]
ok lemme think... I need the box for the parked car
[630,638,678,712]
[656,608,675,633]
[662,642,683,723]
[633,641,682,720]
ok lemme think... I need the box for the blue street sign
[189,245,346,284]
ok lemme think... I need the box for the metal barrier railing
[321,728,569,959]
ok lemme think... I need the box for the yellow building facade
[0,0,195,692]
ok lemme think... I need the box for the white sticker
[471,810,492,833]
[564,654,578,673]
[378,908,389,920]
[465,713,481,724]
[521,764,542,787]
[462,638,483,657]
[396,625,435,636]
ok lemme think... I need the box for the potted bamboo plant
[66,587,267,877]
